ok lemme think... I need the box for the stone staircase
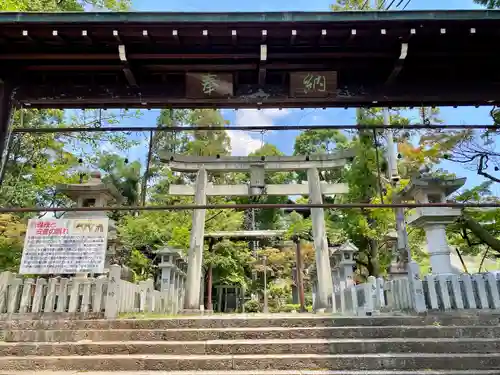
[1,314,500,374]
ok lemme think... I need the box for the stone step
[3,372,500,375]
[1,314,499,330]
[3,325,500,342]
[2,338,500,356]
[1,353,500,371]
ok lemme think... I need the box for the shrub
[281,304,301,312]
[244,299,262,313]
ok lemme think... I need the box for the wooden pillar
[217,286,222,313]
[0,82,15,186]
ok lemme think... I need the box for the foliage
[474,0,500,8]
[243,299,262,313]
[127,249,155,281]
[0,0,130,11]
[0,214,26,271]
[448,182,500,257]
[0,108,139,270]
[99,154,141,206]
[330,0,381,10]
[205,240,252,287]
[285,211,313,241]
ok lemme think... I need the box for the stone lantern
[156,247,187,311]
[57,171,123,275]
[330,241,358,289]
[399,174,466,275]
[385,230,408,279]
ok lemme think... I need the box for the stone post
[104,265,121,319]
[171,269,178,313]
[307,167,333,309]
[184,168,207,311]
[424,224,454,274]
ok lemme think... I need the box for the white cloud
[234,108,289,127]
[228,109,290,156]
[227,130,263,156]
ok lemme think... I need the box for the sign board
[186,72,233,98]
[289,71,338,98]
[19,218,109,275]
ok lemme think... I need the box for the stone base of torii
[160,151,354,312]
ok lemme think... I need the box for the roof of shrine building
[2,10,500,108]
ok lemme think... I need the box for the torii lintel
[159,150,355,172]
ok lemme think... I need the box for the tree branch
[356,259,369,268]
[460,215,500,252]
[478,154,500,183]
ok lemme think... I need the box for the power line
[401,0,412,10]
[1,202,499,214]
[385,0,398,9]
[11,124,498,134]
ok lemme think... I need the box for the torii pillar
[184,168,207,311]
[160,152,354,310]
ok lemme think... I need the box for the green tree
[448,182,500,257]
[246,144,294,230]
[187,109,231,157]
[0,0,130,11]
[474,0,500,8]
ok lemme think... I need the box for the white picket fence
[332,270,500,315]
[0,265,184,319]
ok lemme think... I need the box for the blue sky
[118,0,499,196]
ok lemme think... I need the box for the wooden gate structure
[0,10,499,313]
[0,10,500,157]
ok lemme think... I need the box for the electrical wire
[10,124,497,134]
[401,0,412,10]
[1,202,499,214]
[385,0,397,9]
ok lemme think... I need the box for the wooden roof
[1,10,500,109]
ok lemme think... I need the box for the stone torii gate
[160,151,354,311]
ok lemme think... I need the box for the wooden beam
[16,60,389,73]
[0,53,117,60]
[15,81,500,109]
[261,29,267,42]
[51,30,64,44]
[113,30,122,43]
[21,30,33,43]
[259,44,267,86]
[172,29,179,43]
[348,29,356,43]
[232,29,237,45]
[81,30,92,44]
[118,45,138,88]
[0,51,396,61]
[23,65,122,71]
[386,43,408,85]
